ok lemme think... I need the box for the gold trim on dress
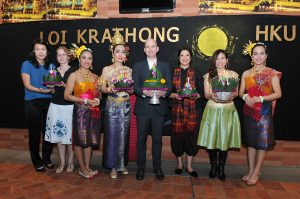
[206,100,235,109]
[107,95,129,106]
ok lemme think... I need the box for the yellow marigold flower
[145,80,157,82]
[161,79,166,84]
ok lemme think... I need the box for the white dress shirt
[147,58,156,70]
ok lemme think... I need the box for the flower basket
[211,76,239,103]
[113,78,134,90]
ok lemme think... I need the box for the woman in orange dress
[239,42,281,186]
[65,45,102,179]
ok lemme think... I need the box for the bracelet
[108,86,112,93]
[84,98,87,104]
[242,94,249,101]
[94,98,100,103]
[259,96,264,103]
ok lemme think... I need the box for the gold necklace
[218,70,227,76]
[251,66,265,74]
[78,69,91,82]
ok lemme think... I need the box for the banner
[0,15,298,141]
[198,0,300,14]
[1,0,97,23]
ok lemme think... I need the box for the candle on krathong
[221,70,226,86]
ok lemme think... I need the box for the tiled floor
[0,161,300,199]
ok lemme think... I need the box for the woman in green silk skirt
[197,49,241,181]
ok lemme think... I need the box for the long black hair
[26,38,52,69]
[208,49,230,82]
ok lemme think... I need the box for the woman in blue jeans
[21,38,55,172]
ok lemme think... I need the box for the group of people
[21,31,281,186]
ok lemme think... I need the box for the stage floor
[0,149,300,198]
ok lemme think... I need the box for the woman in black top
[169,46,204,177]
[45,46,77,173]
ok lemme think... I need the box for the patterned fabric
[102,67,132,172]
[45,103,73,144]
[102,94,131,171]
[244,67,282,120]
[242,67,281,150]
[73,75,101,147]
[197,71,241,151]
[172,67,197,134]
[243,101,275,150]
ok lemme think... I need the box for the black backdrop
[0,15,299,141]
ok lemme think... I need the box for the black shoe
[154,167,164,180]
[175,165,184,175]
[185,168,198,178]
[35,167,46,172]
[218,150,228,181]
[44,163,54,169]
[136,168,145,180]
[208,149,218,179]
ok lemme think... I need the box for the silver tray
[216,92,232,102]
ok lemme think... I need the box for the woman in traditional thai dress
[21,38,55,172]
[64,45,102,179]
[45,46,76,173]
[169,46,204,178]
[239,42,281,186]
[197,49,241,181]
[101,30,133,179]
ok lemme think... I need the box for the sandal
[66,163,74,173]
[241,174,251,182]
[56,164,65,174]
[246,173,261,186]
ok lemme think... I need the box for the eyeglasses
[57,54,68,58]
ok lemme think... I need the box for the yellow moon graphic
[198,28,228,56]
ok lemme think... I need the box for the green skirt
[197,101,241,151]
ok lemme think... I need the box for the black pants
[136,106,164,168]
[25,98,53,168]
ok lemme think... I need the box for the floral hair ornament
[243,41,267,56]
[69,43,92,60]
[109,28,129,57]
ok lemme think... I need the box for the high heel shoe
[241,175,251,182]
[56,164,65,174]
[79,169,94,179]
[246,173,260,186]
[66,163,74,173]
